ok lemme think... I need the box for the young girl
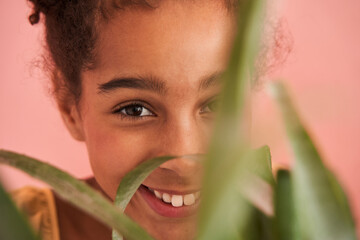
[12,0,286,239]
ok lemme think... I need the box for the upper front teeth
[152,189,200,207]
[162,193,171,203]
[184,193,195,205]
[154,190,162,199]
[172,195,183,207]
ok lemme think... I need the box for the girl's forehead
[91,2,236,85]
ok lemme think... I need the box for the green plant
[0,0,356,239]
[0,182,39,240]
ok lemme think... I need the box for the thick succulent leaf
[239,146,274,217]
[250,209,274,240]
[111,146,273,240]
[115,155,183,212]
[239,147,275,240]
[274,169,299,240]
[112,155,177,240]
[197,0,266,238]
[247,145,274,186]
[271,82,356,240]
[0,182,39,240]
[0,150,154,240]
[113,147,272,215]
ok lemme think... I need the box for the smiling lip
[138,185,200,218]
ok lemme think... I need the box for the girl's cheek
[84,123,157,199]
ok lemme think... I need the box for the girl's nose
[157,116,206,179]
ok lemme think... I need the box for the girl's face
[63,1,235,239]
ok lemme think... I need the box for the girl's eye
[114,103,154,118]
[201,98,219,113]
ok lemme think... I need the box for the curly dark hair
[29,0,100,109]
[28,0,291,109]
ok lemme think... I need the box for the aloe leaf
[247,145,274,186]
[274,169,299,240]
[271,82,356,240]
[197,0,266,238]
[239,147,274,240]
[0,182,39,240]
[256,211,274,240]
[0,150,154,240]
[112,155,176,240]
[246,209,274,240]
[111,147,272,240]
[239,147,274,217]
[114,156,178,212]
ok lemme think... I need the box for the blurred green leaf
[197,0,266,239]
[114,155,180,212]
[240,148,274,240]
[239,147,274,217]
[274,169,299,240]
[248,209,274,240]
[271,82,356,240]
[111,145,273,240]
[0,150,154,240]
[248,145,274,186]
[0,182,39,240]
[112,155,177,240]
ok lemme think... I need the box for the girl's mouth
[138,184,201,218]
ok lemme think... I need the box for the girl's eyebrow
[198,71,224,91]
[97,71,224,95]
[97,76,167,95]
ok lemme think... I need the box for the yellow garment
[11,186,60,240]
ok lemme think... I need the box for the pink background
[1,0,359,236]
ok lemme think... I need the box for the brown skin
[59,1,236,239]
[54,178,112,240]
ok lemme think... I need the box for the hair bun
[28,0,57,25]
